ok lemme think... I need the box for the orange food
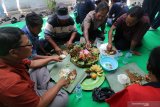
[91,73,97,79]
[106,50,116,55]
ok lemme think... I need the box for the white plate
[99,43,117,58]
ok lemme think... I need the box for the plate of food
[99,43,117,57]
[121,69,150,87]
[59,68,77,83]
[81,64,105,90]
[69,44,99,68]
[81,75,105,90]
[106,63,150,92]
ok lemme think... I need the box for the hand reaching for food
[107,43,112,51]
[86,41,91,49]
[131,50,141,56]
[55,47,63,55]
[50,55,62,62]
[57,77,70,88]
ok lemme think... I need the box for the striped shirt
[44,14,76,39]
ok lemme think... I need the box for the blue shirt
[76,0,95,24]
[109,2,129,20]
[22,26,40,59]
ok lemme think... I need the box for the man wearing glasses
[0,27,69,107]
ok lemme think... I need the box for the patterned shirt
[44,14,76,39]
[82,10,107,31]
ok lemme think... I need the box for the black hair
[0,27,24,56]
[127,6,144,19]
[95,1,109,13]
[147,47,160,82]
[95,0,109,5]
[25,12,43,28]
[56,7,68,16]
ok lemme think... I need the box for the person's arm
[67,32,77,44]
[84,24,90,44]
[44,20,63,55]
[45,35,62,55]
[67,19,77,46]
[130,18,150,55]
[30,56,61,68]
[83,12,92,48]
[130,40,138,51]
[32,55,50,59]
[32,54,61,60]
[84,24,91,49]
[36,78,69,107]
[39,43,50,55]
[107,25,116,51]
[130,40,141,55]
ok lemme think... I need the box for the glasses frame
[18,44,32,48]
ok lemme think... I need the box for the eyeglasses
[19,44,32,47]
[18,40,32,48]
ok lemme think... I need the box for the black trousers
[142,0,160,24]
[88,29,105,42]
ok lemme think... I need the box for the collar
[143,82,160,88]
[25,26,38,40]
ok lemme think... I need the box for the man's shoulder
[0,68,22,91]
[141,15,150,24]
[21,26,32,37]
[113,13,126,26]
[85,10,95,20]
[47,14,58,26]
[21,25,28,34]
[88,10,95,16]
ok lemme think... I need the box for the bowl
[99,56,118,72]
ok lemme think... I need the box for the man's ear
[9,49,18,57]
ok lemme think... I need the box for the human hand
[66,41,72,48]
[50,55,62,62]
[57,77,70,88]
[45,53,52,56]
[85,41,91,49]
[107,43,112,51]
[55,47,63,55]
[130,50,141,56]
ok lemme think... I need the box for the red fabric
[0,59,40,107]
[106,84,160,107]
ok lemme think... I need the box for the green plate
[81,75,105,90]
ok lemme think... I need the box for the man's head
[95,0,109,5]
[56,3,69,25]
[111,0,121,3]
[25,12,43,35]
[147,47,160,82]
[126,6,144,27]
[0,27,32,59]
[95,1,109,21]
